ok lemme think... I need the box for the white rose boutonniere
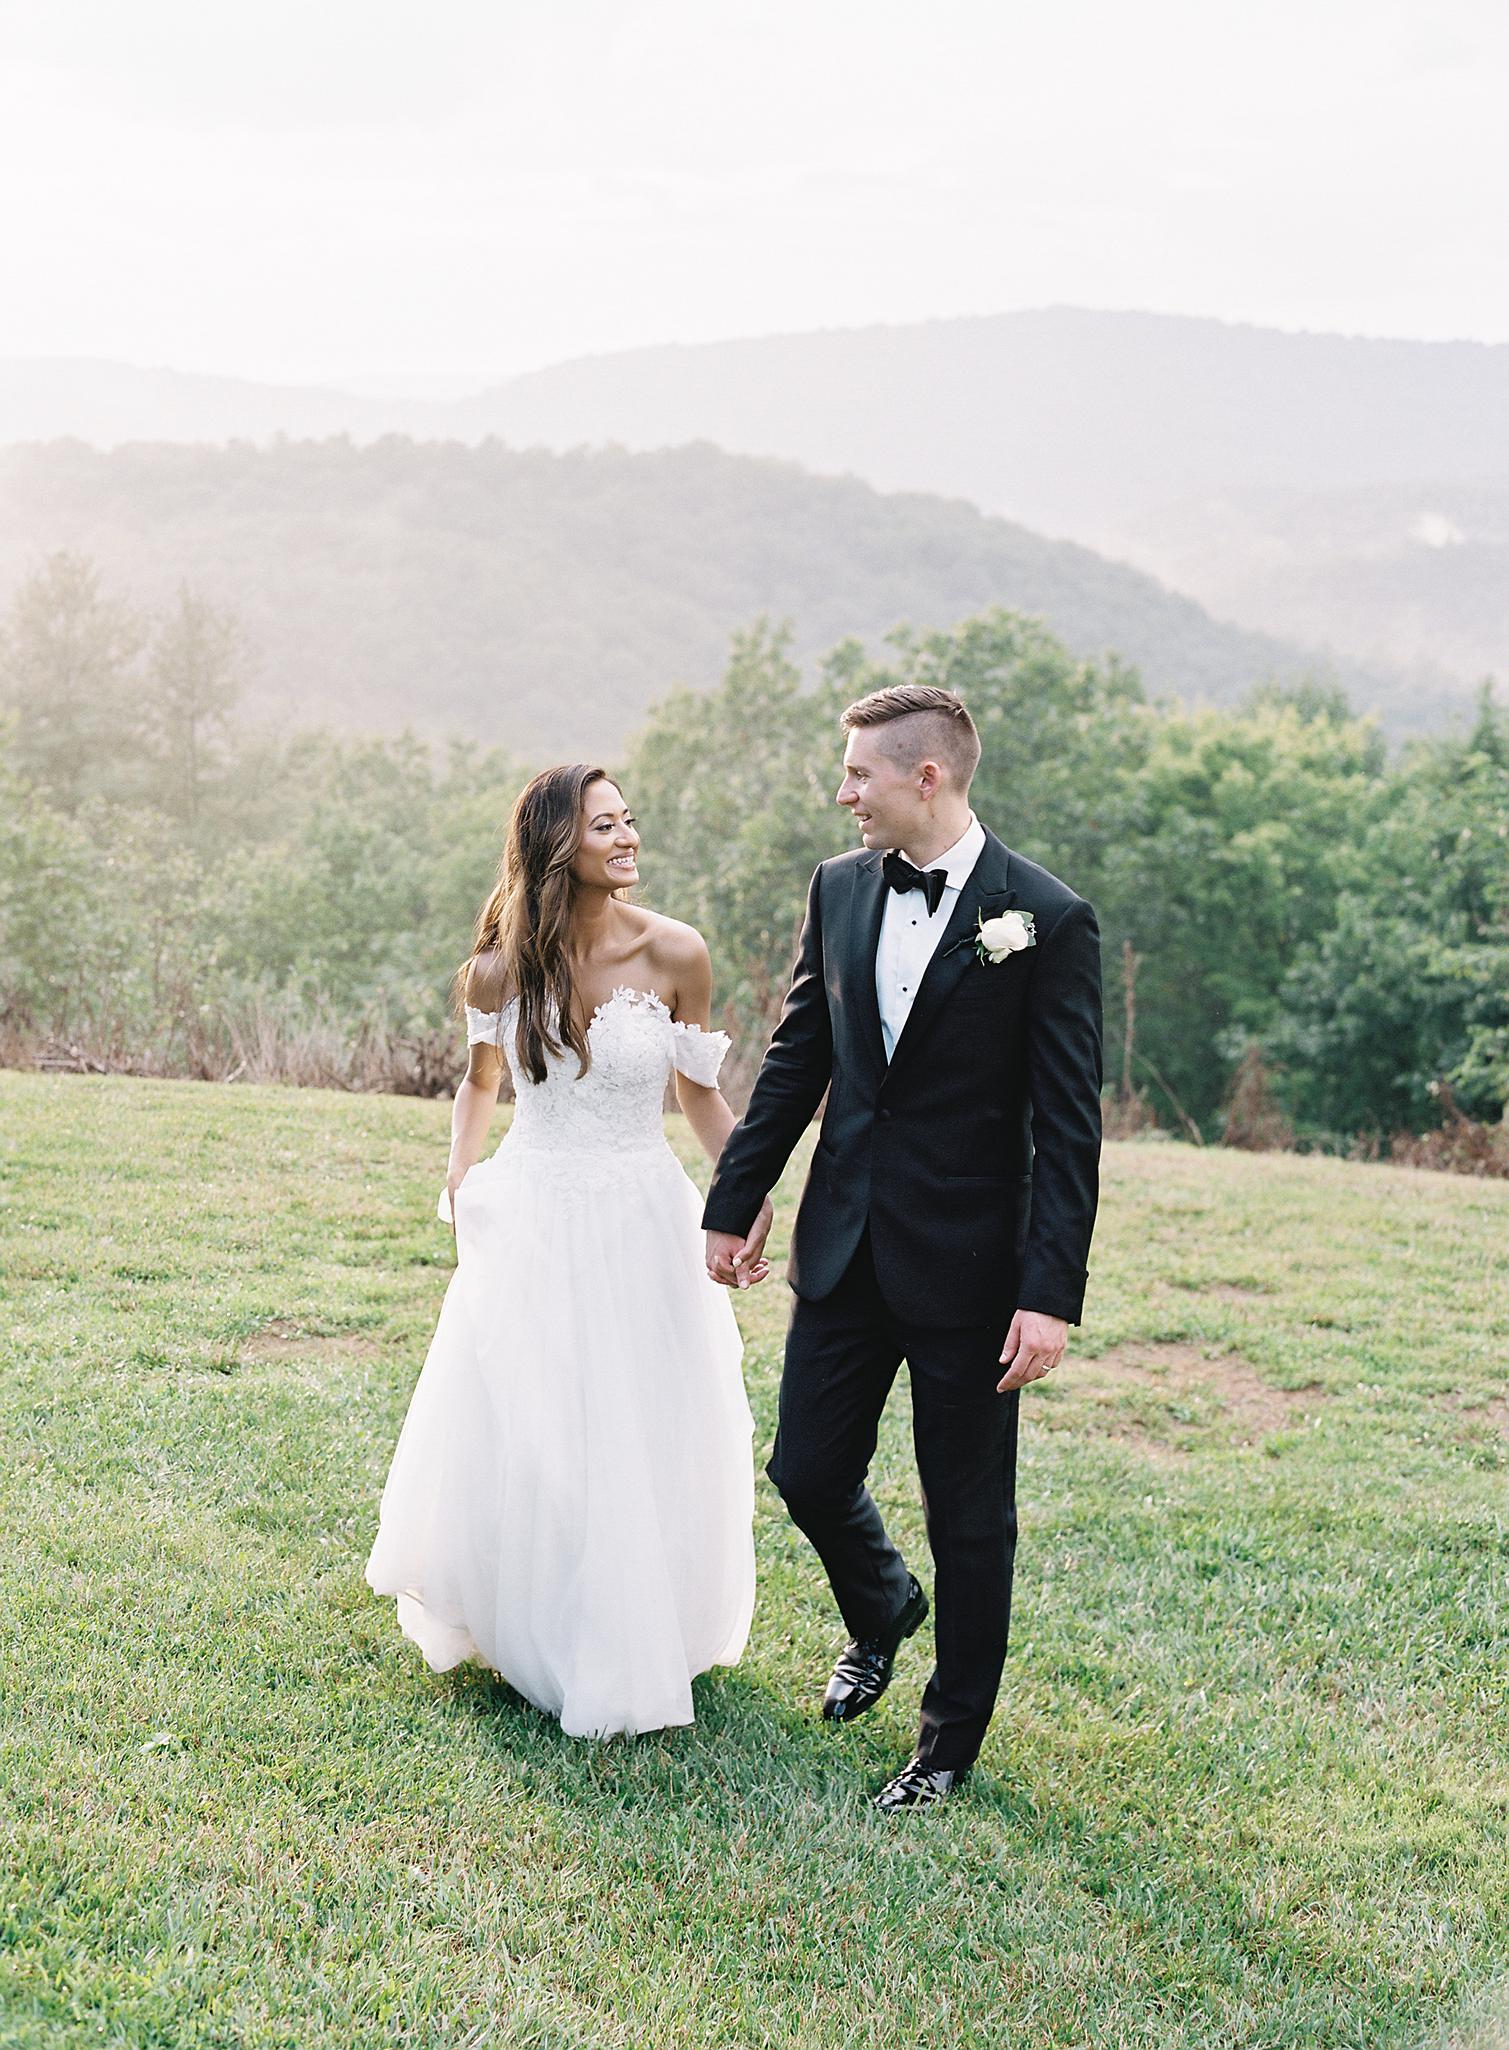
[975,908,1035,965]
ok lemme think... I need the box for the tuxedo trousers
[768,1227,1020,1773]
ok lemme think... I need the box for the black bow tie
[883,851,949,916]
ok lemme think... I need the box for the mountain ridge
[0,434,1441,757]
[4,308,1503,698]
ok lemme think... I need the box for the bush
[1220,1044,1296,1152]
[1389,1084,1509,1178]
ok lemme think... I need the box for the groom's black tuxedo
[703,826,1101,1325]
[703,823,1102,1773]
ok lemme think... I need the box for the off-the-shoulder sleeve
[465,1005,503,1047]
[670,1020,731,1087]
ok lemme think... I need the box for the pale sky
[2,0,1505,390]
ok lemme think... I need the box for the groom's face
[837,734,920,851]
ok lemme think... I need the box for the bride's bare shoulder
[462,948,512,1012]
[630,909,712,1019]
[634,907,710,976]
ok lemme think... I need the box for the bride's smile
[573,790,641,890]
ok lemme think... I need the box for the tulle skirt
[365,1136,756,1737]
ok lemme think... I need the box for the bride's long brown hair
[456,763,625,1085]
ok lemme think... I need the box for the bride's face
[572,779,641,891]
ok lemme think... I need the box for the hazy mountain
[1115,481,1509,687]
[11,313,1507,525]
[442,311,1509,691]
[4,310,1503,691]
[0,358,397,447]
[440,309,1509,536]
[0,437,1428,758]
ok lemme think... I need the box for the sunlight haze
[3,0,1506,386]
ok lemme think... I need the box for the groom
[704,685,1102,1810]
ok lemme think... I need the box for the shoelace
[880,1762,949,1806]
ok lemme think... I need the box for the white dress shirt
[874,814,986,1060]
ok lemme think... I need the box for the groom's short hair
[840,685,982,788]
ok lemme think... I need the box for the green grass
[1,1071,1506,2050]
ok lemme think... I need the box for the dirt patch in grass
[1442,1393,1509,1442]
[1172,1279,1274,1302]
[240,1319,385,1365]
[1039,1341,1327,1458]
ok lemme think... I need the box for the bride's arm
[668,928,738,1162]
[674,1066,738,1164]
[444,1044,504,1225]
[667,928,774,1281]
[443,949,508,1227]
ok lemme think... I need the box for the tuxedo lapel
[843,853,889,1081]
[885,830,1015,1079]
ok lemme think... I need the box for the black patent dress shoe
[873,1756,969,1812]
[821,1574,928,1723]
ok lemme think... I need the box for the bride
[365,763,770,1737]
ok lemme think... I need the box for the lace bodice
[464,985,730,1161]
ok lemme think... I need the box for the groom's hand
[997,1309,1068,1390]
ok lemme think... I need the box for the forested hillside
[0,436,1426,754]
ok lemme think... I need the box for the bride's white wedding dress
[364,985,756,1738]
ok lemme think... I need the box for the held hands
[997,1308,1068,1391]
[705,1197,774,1290]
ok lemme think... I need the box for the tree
[1268,697,1509,1134]
[0,730,98,1036]
[147,585,244,826]
[1095,692,1389,1129]
[217,729,528,1026]
[0,553,146,809]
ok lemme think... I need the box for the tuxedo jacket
[702,825,1103,1328]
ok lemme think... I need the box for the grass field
[2,1070,1506,2050]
